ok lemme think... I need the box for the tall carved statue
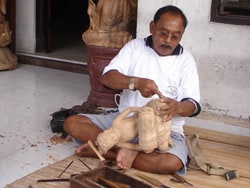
[0,0,17,71]
[74,0,137,109]
[82,0,136,48]
[0,0,6,15]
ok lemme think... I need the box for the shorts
[79,112,188,175]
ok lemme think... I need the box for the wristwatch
[129,78,135,90]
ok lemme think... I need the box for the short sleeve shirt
[103,38,200,135]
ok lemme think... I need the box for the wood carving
[96,99,173,155]
[0,0,6,15]
[0,0,17,71]
[82,0,136,48]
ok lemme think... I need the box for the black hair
[153,5,188,28]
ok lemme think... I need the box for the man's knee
[63,115,79,133]
[160,156,183,173]
[63,115,92,132]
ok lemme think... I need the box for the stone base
[85,45,121,108]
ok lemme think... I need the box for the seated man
[64,5,201,176]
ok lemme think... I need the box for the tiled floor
[0,64,90,187]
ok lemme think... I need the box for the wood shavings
[49,155,57,161]
[50,134,72,145]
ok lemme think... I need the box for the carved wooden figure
[82,0,135,48]
[0,0,17,71]
[96,99,173,155]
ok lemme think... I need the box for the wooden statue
[96,99,173,155]
[0,0,6,15]
[0,0,17,71]
[82,0,136,48]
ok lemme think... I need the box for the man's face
[150,12,185,56]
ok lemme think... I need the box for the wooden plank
[184,125,250,148]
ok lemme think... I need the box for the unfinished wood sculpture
[0,0,17,71]
[96,99,173,155]
[0,0,6,15]
[82,0,135,48]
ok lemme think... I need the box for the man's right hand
[135,78,163,98]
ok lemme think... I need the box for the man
[64,5,201,175]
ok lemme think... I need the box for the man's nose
[163,35,172,44]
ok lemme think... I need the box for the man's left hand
[157,97,180,121]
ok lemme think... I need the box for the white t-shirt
[103,37,200,135]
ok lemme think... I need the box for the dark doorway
[36,0,138,64]
[36,0,89,63]
[6,0,16,52]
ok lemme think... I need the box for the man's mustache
[160,44,172,50]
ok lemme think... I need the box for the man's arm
[101,70,163,98]
[101,70,131,90]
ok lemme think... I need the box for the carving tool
[78,158,92,170]
[88,140,106,161]
[58,160,74,178]
[171,173,193,186]
[135,172,171,188]
[37,178,69,182]
[87,140,113,166]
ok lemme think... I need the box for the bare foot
[116,148,139,169]
[75,143,96,157]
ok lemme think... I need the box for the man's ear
[149,21,155,34]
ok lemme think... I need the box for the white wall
[137,0,250,122]
[15,0,36,53]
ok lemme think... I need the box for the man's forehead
[157,13,185,30]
